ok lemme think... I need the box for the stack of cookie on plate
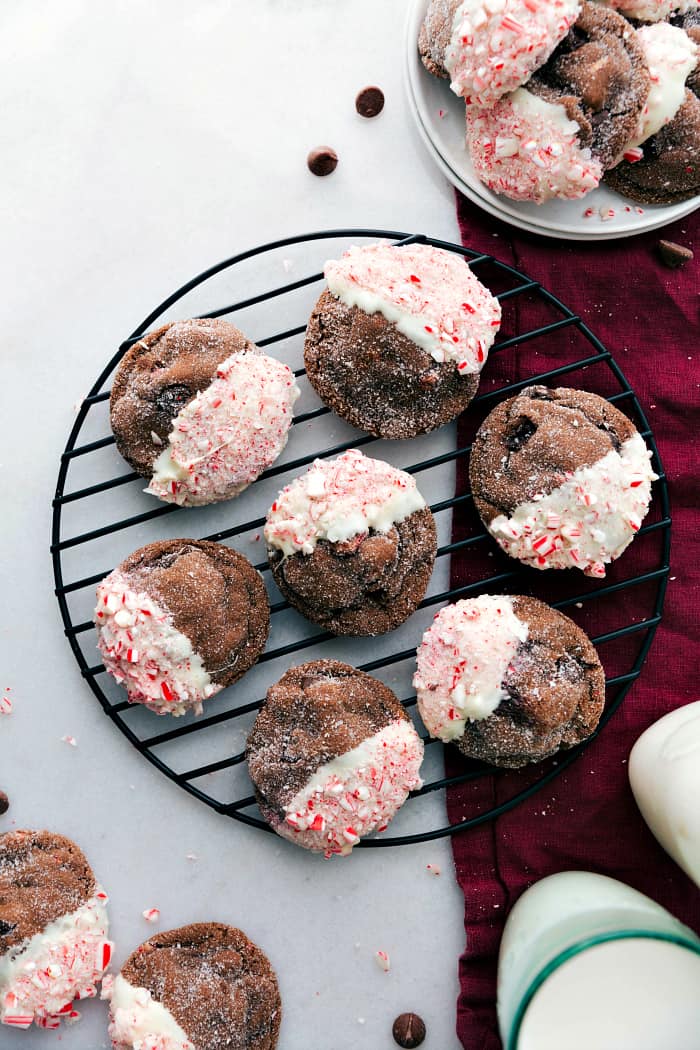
[419,0,700,204]
[88,240,659,866]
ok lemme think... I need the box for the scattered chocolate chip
[657,240,694,269]
[307,147,338,177]
[0,920,15,937]
[356,85,385,118]
[393,1012,426,1048]
[0,791,8,815]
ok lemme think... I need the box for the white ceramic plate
[405,0,700,240]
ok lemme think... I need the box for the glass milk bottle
[497,871,700,1050]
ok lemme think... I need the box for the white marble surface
[0,2,472,1048]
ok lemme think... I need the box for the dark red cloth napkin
[448,192,700,1050]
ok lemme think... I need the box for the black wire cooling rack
[51,229,670,847]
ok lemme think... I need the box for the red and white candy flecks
[488,433,657,576]
[324,242,501,370]
[599,0,699,23]
[95,572,219,716]
[620,23,698,156]
[147,350,300,507]
[264,449,427,558]
[107,974,194,1050]
[0,888,112,1030]
[277,720,424,858]
[414,596,528,742]
[467,89,603,204]
[444,0,580,106]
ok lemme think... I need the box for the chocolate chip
[657,240,694,269]
[307,147,338,177]
[356,85,385,118]
[393,1012,426,1048]
[0,920,15,937]
[155,383,192,416]
[0,791,8,815]
[506,418,537,451]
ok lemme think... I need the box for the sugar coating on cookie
[324,243,501,371]
[467,88,603,203]
[622,23,698,153]
[600,0,699,22]
[444,0,580,105]
[489,432,656,576]
[414,596,528,741]
[109,974,194,1050]
[264,449,427,557]
[147,351,299,507]
[280,720,424,856]
[95,571,219,716]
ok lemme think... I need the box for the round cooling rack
[51,229,670,848]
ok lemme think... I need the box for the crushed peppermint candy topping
[427,864,442,876]
[487,433,656,576]
[264,449,427,557]
[375,950,391,973]
[95,572,219,716]
[467,88,603,204]
[600,0,699,23]
[147,350,299,507]
[324,242,501,370]
[0,690,12,716]
[0,889,112,1030]
[618,23,698,159]
[108,975,194,1050]
[142,908,160,924]
[445,0,580,106]
[60,735,78,747]
[414,596,529,743]
[276,720,424,858]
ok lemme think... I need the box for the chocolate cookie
[605,88,700,201]
[466,86,604,203]
[111,318,299,506]
[95,539,269,715]
[420,0,580,105]
[247,660,424,856]
[532,2,651,169]
[265,450,437,635]
[0,830,111,1029]
[414,595,605,767]
[109,923,281,1050]
[469,386,656,577]
[672,9,700,96]
[303,243,501,440]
